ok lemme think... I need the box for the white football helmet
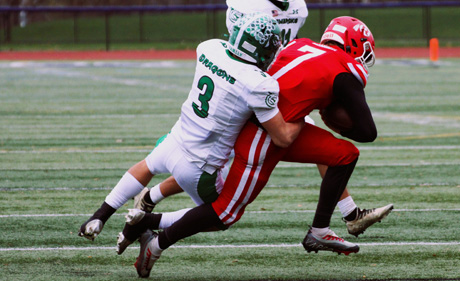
[228,13,281,71]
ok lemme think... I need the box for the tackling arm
[261,111,304,148]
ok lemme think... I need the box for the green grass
[2,6,460,51]
[1,59,460,280]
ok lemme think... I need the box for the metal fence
[1,1,460,50]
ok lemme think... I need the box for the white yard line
[2,145,460,154]
[1,208,459,218]
[1,113,178,119]
[276,162,460,168]
[1,241,460,252]
[0,149,153,154]
[1,180,458,191]
[0,61,194,69]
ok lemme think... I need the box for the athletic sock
[158,203,223,250]
[337,196,358,218]
[143,190,154,205]
[311,227,330,238]
[312,158,358,228]
[158,208,192,229]
[90,201,117,224]
[149,183,165,204]
[123,213,162,241]
[344,207,359,222]
[105,172,145,209]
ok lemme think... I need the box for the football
[319,102,353,133]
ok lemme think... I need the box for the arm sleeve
[332,73,377,143]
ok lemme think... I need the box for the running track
[1,47,460,60]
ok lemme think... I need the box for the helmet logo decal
[332,24,347,33]
[228,8,243,24]
[245,17,278,46]
[353,24,371,37]
[242,41,257,53]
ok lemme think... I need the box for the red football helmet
[320,16,375,70]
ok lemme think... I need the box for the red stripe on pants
[212,122,359,226]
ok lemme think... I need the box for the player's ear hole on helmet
[323,40,345,52]
[351,39,358,48]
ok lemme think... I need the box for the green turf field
[1,58,460,281]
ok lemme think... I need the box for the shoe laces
[356,208,375,220]
[322,230,344,242]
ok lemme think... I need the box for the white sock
[152,235,164,253]
[311,227,330,238]
[105,172,144,209]
[149,183,165,204]
[337,196,358,218]
[158,208,192,229]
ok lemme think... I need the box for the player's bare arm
[261,111,304,148]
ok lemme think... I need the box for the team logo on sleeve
[265,93,278,108]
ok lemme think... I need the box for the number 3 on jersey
[192,76,214,118]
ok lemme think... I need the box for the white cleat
[78,219,103,241]
[116,232,133,255]
[345,203,394,237]
[134,230,163,278]
[302,229,359,255]
[134,187,156,213]
[117,209,148,255]
[126,209,146,225]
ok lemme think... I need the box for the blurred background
[0,0,459,51]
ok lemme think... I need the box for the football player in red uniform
[126,16,388,273]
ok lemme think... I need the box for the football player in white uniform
[78,14,303,249]
[226,0,308,46]
[137,0,393,239]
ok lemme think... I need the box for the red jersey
[268,38,369,122]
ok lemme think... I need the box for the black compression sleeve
[312,158,358,228]
[158,203,224,249]
[332,73,377,142]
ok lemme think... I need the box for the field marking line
[1,162,460,172]
[2,241,460,252]
[1,208,459,218]
[2,145,460,154]
[2,181,459,191]
[380,133,460,142]
[0,61,195,69]
[25,64,192,90]
[0,113,179,119]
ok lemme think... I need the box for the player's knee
[334,141,360,166]
[211,201,242,227]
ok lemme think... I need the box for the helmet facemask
[355,41,375,70]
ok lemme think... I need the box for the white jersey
[171,39,280,174]
[226,0,308,46]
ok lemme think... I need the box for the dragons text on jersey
[198,52,236,85]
